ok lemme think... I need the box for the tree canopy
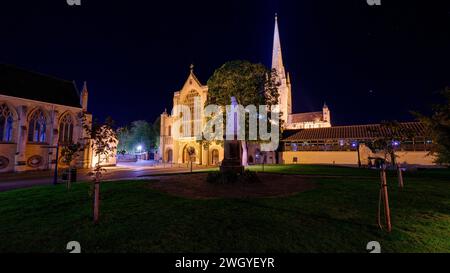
[205,60,281,139]
[415,87,450,165]
[206,60,279,108]
[117,119,160,154]
[205,60,281,165]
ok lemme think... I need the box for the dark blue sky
[1,0,449,127]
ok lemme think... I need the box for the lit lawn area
[199,164,381,177]
[246,164,382,177]
[0,165,449,253]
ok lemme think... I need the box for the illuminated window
[59,113,74,144]
[183,90,201,137]
[28,109,47,143]
[0,104,14,142]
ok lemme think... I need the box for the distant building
[0,64,104,173]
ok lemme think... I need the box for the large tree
[117,120,159,153]
[152,116,161,150]
[205,60,280,166]
[414,87,450,165]
[116,127,132,153]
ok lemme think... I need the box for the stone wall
[0,95,94,172]
[279,149,435,166]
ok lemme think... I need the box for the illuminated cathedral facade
[158,15,331,165]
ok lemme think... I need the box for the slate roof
[289,112,323,123]
[0,64,82,108]
[283,122,426,141]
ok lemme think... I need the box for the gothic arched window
[0,104,14,142]
[28,109,47,143]
[183,90,201,137]
[59,113,74,144]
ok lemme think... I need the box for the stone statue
[220,97,244,173]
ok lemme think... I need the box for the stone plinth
[220,139,244,173]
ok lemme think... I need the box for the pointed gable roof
[181,64,204,91]
[0,64,82,108]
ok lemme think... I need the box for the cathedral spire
[80,81,88,112]
[272,13,285,79]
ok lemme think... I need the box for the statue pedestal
[220,96,244,174]
[220,139,244,173]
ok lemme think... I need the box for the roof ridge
[283,122,425,142]
[0,64,82,108]
[291,111,322,115]
[308,121,422,129]
[0,63,74,84]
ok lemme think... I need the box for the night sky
[1,0,449,127]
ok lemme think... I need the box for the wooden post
[93,180,100,223]
[397,165,404,189]
[357,143,362,168]
[381,169,392,232]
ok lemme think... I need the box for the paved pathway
[0,161,214,192]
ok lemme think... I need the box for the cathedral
[158,15,331,165]
[271,15,332,130]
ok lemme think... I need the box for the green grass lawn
[0,165,449,253]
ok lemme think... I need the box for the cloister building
[281,122,435,166]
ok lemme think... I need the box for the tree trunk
[67,161,76,190]
[397,165,404,188]
[380,169,392,232]
[67,169,72,190]
[390,152,396,169]
[241,141,248,166]
[93,180,100,223]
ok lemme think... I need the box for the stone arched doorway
[211,149,219,165]
[166,149,173,163]
[183,146,196,164]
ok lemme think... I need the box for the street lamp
[137,145,143,153]
[41,144,59,185]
